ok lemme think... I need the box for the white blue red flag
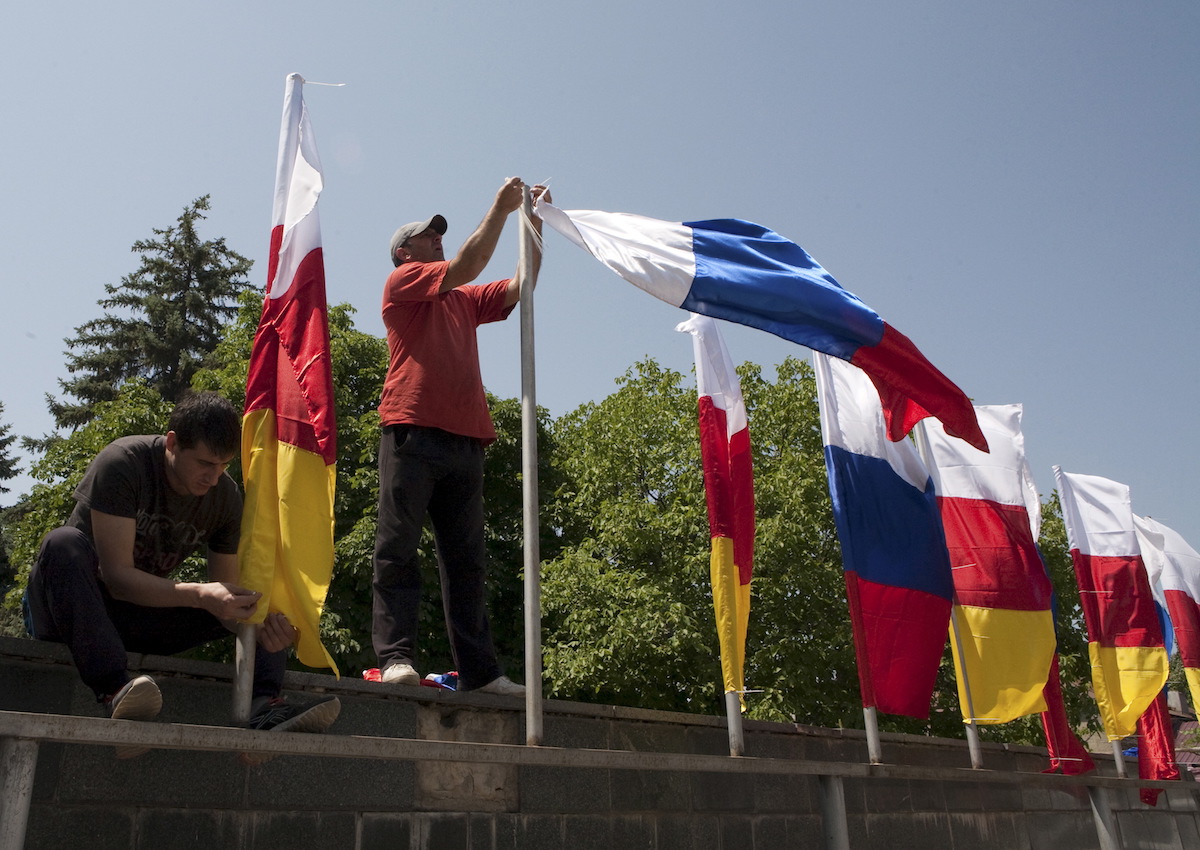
[534,202,987,453]
[815,353,953,718]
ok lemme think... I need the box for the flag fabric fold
[1136,691,1181,805]
[918,405,1056,725]
[1053,468,1166,741]
[677,314,755,706]
[815,353,953,718]
[1136,516,1200,713]
[535,201,987,452]
[1039,654,1096,775]
[240,73,338,673]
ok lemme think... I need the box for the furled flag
[917,405,1056,725]
[240,73,338,672]
[677,314,755,709]
[1135,516,1200,710]
[534,201,987,453]
[815,353,953,718]
[1053,469,1166,741]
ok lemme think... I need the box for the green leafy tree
[2,381,173,621]
[49,196,252,430]
[542,356,867,724]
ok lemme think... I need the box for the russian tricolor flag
[535,202,987,453]
[815,353,953,718]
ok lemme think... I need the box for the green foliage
[49,196,252,430]
[2,381,173,615]
[542,356,869,725]
[0,402,20,495]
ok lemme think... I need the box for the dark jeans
[372,425,502,690]
[25,526,285,702]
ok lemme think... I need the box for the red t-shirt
[379,260,514,442]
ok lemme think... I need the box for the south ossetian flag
[1053,468,1166,741]
[534,201,987,454]
[1135,516,1200,718]
[240,73,338,672]
[917,405,1056,725]
[815,353,953,718]
[677,314,755,708]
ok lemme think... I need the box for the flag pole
[1111,742,1127,778]
[233,623,255,723]
[914,425,984,769]
[518,185,544,746]
[863,706,883,764]
[725,692,745,756]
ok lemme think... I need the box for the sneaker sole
[238,698,341,767]
[111,677,163,759]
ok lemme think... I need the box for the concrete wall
[2,636,1198,850]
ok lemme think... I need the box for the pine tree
[0,402,19,495]
[49,196,252,429]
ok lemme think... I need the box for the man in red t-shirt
[373,177,548,695]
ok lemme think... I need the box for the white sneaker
[105,675,162,759]
[475,675,526,697]
[381,662,420,686]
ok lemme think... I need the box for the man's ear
[164,430,178,454]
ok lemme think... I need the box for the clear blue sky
[2,2,1197,545]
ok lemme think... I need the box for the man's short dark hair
[169,392,240,457]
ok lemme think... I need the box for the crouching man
[24,392,338,755]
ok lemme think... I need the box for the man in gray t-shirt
[25,392,338,749]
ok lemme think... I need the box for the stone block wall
[2,636,1198,850]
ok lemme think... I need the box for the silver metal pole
[0,737,38,850]
[1111,741,1127,779]
[863,705,883,764]
[817,774,851,850]
[1088,785,1124,850]
[948,608,985,769]
[724,691,745,756]
[518,185,543,746]
[913,424,983,769]
[233,623,255,724]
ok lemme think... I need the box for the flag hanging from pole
[534,201,987,453]
[918,405,1056,724]
[815,353,953,718]
[1053,468,1166,741]
[240,73,338,672]
[677,314,755,708]
[1135,515,1200,713]
[1040,654,1096,775]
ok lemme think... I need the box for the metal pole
[1088,785,1124,850]
[863,706,883,764]
[233,623,255,724]
[1,737,38,850]
[817,774,851,850]
[913,424,983,769]
[1111,741,1127,779]
[518,185,543,746]
[724,691,745,756]
[948,607,985,769]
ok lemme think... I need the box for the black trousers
[25,526,285,702]
[372,425,501,690]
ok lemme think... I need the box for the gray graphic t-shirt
[69,435,241,578]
